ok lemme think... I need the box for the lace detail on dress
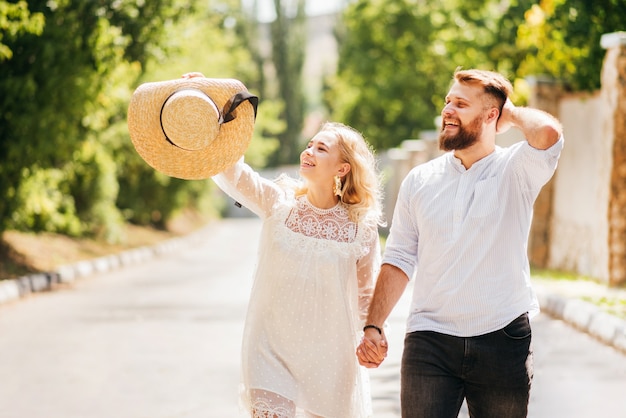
[250,390,295,418]
[251,400,293,418]
[285,196,357,243]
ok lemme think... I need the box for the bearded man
[356,68,564,418]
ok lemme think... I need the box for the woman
[212,120,384,417]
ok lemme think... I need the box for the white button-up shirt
[383,137,564,336]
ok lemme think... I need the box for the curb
[537,291,626,354]
[0,226,210,307]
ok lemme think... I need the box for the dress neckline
[301,195,342,214]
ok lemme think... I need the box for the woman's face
[299,131,348,186]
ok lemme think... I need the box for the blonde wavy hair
[290,122,385,226]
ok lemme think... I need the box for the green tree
[239,0,305,166]
[0,0,44,60]
[117,0,281,226]
[325,0,452,149]
[325,0,585,149]
[269,0,306,165]
[0,0,197,240]
[515,0,626,91]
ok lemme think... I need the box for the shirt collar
[449,146,500,172]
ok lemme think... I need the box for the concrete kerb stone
[56,265,77,284]
[0,280,20,305]
[29,273,51,292]
[537,289,626,354]
[0,227,209,307]
[588,311,625,346]
[613,327,626,352]
[562,299,599,331]
[92,256,112,274]
[15,276,32,297]
[73,260,95,279]
[537,293,568,318]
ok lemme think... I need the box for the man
[356,69,563,418]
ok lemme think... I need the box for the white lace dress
[213,159,380,418]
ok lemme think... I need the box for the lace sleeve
[355,223,381,325]
[212,158,284,219]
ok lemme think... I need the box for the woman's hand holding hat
[127,73,258,179]
[182,72,205,79]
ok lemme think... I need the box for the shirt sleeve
[381,171,420,281]
[211,158,285,219]
[511,135,564,194]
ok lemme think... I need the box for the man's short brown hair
[454,68,513,114]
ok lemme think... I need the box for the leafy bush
[68,136,125,243]
[10,166,81,236]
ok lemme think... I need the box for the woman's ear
[338,163,351,178]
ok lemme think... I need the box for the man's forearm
[367,263,409,327]
[511,106,562,150]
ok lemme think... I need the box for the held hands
[356,328,388,368]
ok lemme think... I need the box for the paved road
[0,218,625,418]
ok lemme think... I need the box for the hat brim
[127,78,256,180]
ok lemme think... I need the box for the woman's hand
[182,72,205,79]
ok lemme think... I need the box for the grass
[532,268,626,320]
[531,268,597,282]
[581,296,626,320]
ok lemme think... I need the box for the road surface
[0,219,625,417]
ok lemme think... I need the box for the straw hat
[127,77,258,180]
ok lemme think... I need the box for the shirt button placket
[452,173,469,238]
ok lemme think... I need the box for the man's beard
[438,115,483,151]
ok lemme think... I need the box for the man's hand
[496,97,562,149]
[496,98,515,134]
[356,328,388,368]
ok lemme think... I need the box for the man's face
[438,82,486,151]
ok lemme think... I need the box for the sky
[246,0,347,22]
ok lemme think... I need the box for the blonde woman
[129,71,383,417]
[209,117,384,417]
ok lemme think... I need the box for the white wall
[548,94,611,281]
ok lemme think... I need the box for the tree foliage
[0,0,260,242]
[514,0,626,91]
[118,0,281,225]
[326,0,623,150]
[325,0,517,149]
[0,0,44,60]
[1,0,148,238]
[268,0,306,165]
[238,0,305,166]
[1,0,620,243]
[326,0,486,149]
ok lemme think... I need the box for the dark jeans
[400,314,533,418]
